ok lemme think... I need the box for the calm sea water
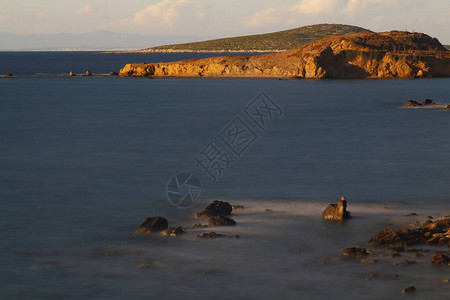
[0,52,449,299]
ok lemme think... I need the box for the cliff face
[120,31,450,79]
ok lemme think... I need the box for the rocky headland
[120,31,450,79]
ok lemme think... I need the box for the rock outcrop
[205,216,236,226]
[322,196,351,221]
[135,216,168,234]
[120,31,450,79]
[195,200,232,218]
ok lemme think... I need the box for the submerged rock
[369,229,402,246]
[402,286,416,294]
[394,260,418,266]
[342,247,368,257]
[232,205,245,210]
[160,226,185,236]
[205,216,236,226]
[322,196,351,221]
[195,200,232,218]
[135,216,168,234]
[430,253,450,266]
[196,232,225,239]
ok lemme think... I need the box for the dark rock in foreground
[402,286,417,294]
[322,196,351,221]
[342,247,368,257]
[205,216,236,226]
[160,226,185,236]
[135,216,168,234]
[195,200,232,218]
[430,253,450,266]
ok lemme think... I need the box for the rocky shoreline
[120,31,450,79]
[135,198,450,295]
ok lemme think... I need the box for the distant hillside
[121,31,450,79]
[137,24,371,52]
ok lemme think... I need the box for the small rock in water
[444,105,450,111]
[5,72,13,77]
[404,100,421,107]
[264,208,273,212]
[85,70,92,76]
[406,213,418,216]
[401,286,417,294]
[322,196,351,221]
[135,216,168,234]
[422,99,435,105]
[430,253,450,266]
[191,223,208,228]
[205,216,236,227]
[388,246,405,253]
[195,200,232,218]
[69,71,76,76]
[365,273,377,280]
[361,258,377,264]
[394,260,418,266]
[196,232,224,239]
[160,226,185,236]
[110,71,118,75]
[342,247,368,258]
[369,229,402,246]
[232,205,244,210]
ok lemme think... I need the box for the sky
[0,0,449,43]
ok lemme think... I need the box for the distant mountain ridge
[0,31,212,51]
[136,24,371,52]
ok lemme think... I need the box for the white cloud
[242,7,288,27]
[131,0,190,28]
[76,4,93,17]
[292,0,341,15]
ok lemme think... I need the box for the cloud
[76,4,93,17]
[292,0,341,14]
[242,7,288,27]
[131,0,190,28]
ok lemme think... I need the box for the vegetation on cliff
[137,24,370,52]
[120,31,450,79]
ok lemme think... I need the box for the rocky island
[120,31,450,79]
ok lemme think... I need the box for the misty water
[0,52,449,299]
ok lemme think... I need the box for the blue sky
[1,0,449,43]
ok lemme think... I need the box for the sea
[0,52,449,300]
